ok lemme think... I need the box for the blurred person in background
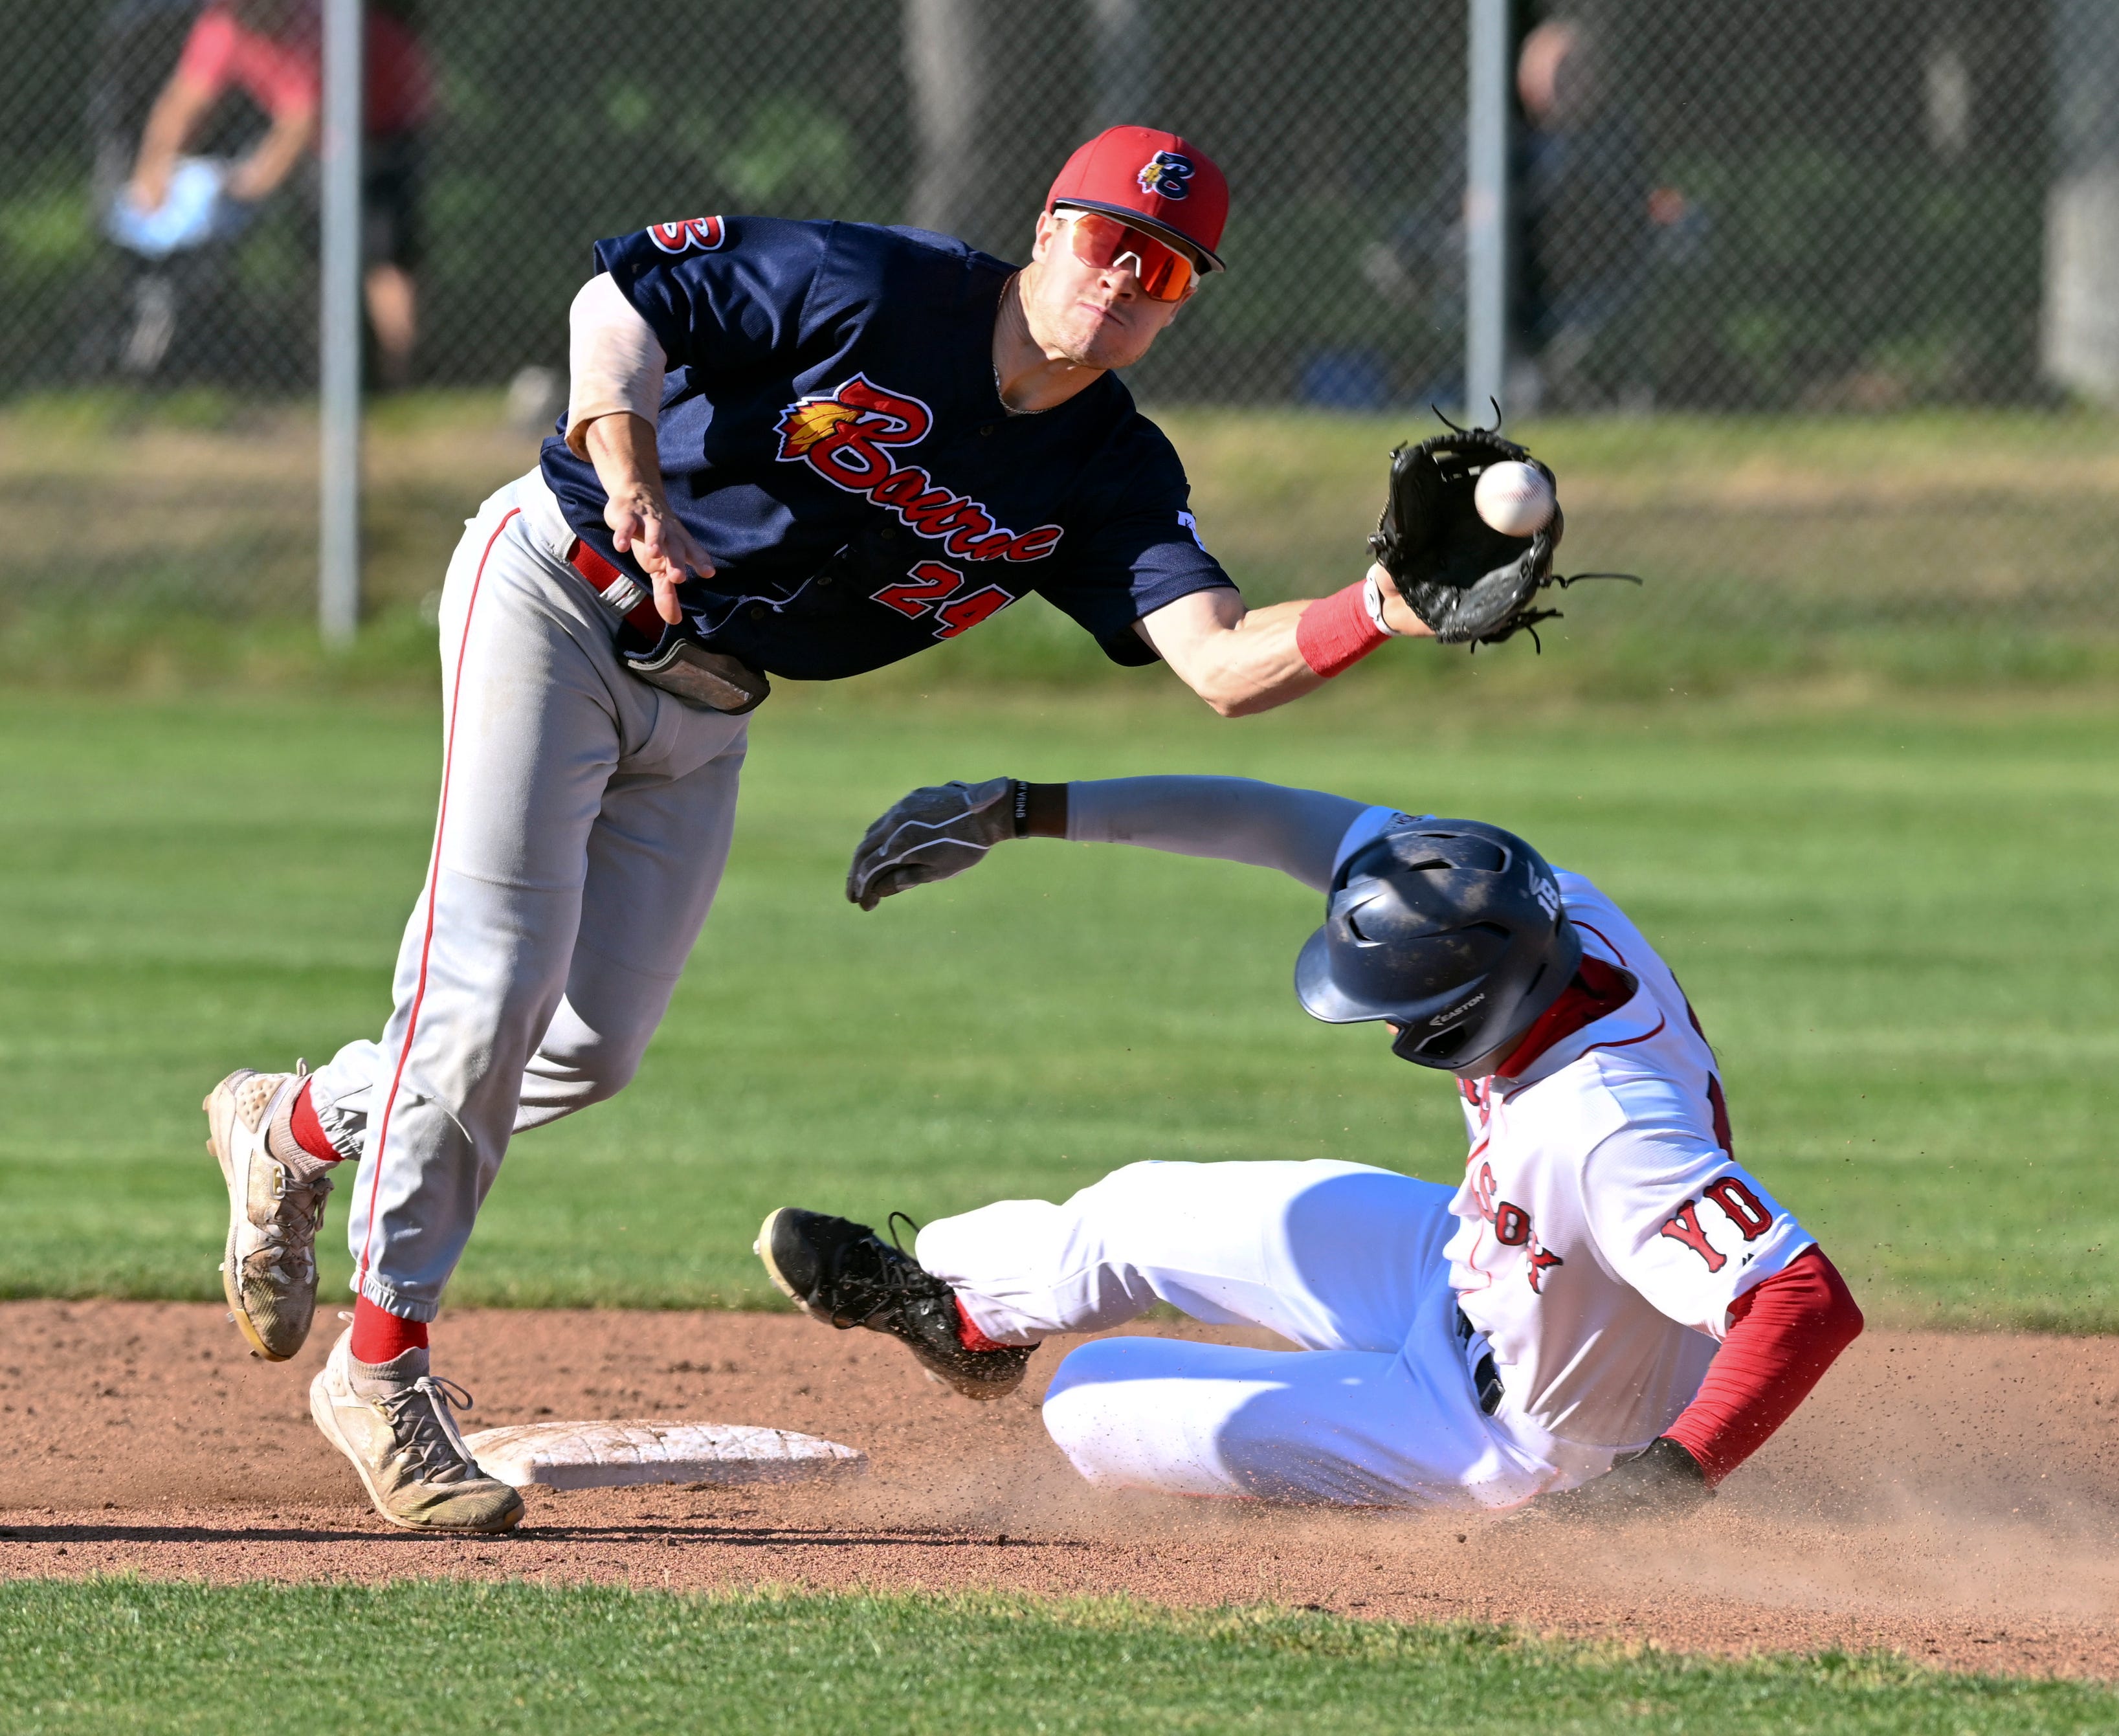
[1511,17,1660,409]
[1364,15,1697,410]
[127,0,432,387]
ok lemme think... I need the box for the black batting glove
[845,777,1020,911]
[1525,1436,1713,1522]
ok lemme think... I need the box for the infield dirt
[2,1301,2114,1680]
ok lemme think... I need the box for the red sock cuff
[287,1080,344,1164]
[954,1295,1010,1353]
[349,1296,429,1363]
[1295,583,1390,678]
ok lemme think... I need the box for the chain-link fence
[2,0,2114,635]
[1525,1,2054,414]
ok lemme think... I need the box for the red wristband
[1295,582,1390,678]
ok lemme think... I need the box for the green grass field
[2,683,2113,1329]
[4,667,2116,1726]
[5,396,2118,698]
[4,1581,2113,1736]
[12,362,2119,1721]
[8,274,2118,1736]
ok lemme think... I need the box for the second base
[461,1419,867,1491]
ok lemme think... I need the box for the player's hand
[225,154,278,203]
[1523,1437,1713,1522]
[129,160,179,212]
[606,490,716,625]
[846,778,1019,911]
[1367,562,1436,638]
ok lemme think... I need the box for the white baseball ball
[1474,461,1556,537]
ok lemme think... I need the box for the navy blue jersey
[538,215,1236,681]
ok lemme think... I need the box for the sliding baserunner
[757,777,1861,1514]
[197,123,1600,1534]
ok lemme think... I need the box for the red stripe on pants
[354,507,521,1303]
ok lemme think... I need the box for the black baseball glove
[1524,1436,1714,1522]
[1369,421,1589,648]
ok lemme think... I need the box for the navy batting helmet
[1293,817,1582,1074]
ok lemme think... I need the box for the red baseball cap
[1045,126,1228,273]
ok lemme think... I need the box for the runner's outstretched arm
[847,775,1370,909]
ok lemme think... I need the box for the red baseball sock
[349,1296,428,1364]
[955,1296,1009,1353]
[287,1080,344,1164]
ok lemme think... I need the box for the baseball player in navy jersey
[758,777,1863,1514]
[199,127,1472,1532]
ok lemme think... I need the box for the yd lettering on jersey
[1658,1177,1775,1274]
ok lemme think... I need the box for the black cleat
[755,1207,1033,1400]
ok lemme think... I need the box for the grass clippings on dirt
[4,1581,2114,1736]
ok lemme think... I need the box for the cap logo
[1137,150,1194,199]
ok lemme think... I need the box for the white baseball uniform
[916,780,1817,1508]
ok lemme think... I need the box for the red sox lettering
[1475,1163,1568,1294]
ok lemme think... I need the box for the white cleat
[309,1330,526,1533]
[203,1065,333,1362]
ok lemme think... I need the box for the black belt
[1455,1305,1504,1416]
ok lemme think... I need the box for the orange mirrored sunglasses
[1053,207,1199,302]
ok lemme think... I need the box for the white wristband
[1363,569,1409,637]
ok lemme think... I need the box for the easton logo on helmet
[647,216,726,254]
[1428,992,1487,1029]
[1137,150,1194,199]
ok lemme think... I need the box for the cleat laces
[374,1374,485,1486]
[817,1212,939,1329]
[246,1167,333,1284]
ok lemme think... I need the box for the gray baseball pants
[307,470,748,1320]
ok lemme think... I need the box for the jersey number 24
[873,561,1015,639]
